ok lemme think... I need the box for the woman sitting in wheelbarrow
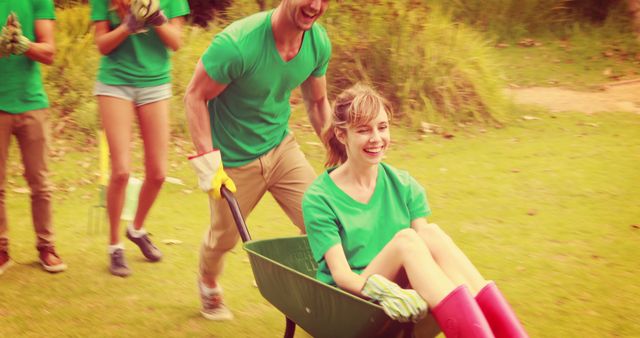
[302,84,528,338]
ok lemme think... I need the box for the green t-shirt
[201,10,331,167]
[303,163,431,285]
[0,0,55,114]
[89,0,190,87]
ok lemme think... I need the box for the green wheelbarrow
[221,187,440,338]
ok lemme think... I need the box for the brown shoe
[0,250,13,275]
[38,247,67,273]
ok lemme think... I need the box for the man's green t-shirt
[0,0,55,114]
[89,0,190,87]
[201,10,331,167]
[303,163,431,285]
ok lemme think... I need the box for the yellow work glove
[189,150,237,200]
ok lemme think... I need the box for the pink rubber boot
[431,285,495,338]
[475,282,529,338]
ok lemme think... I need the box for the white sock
[108,243,125,254]
[127,223,147,238]
[200,282,222,296]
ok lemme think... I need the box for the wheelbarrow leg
[403,323,414,338]
[284,317,296,338]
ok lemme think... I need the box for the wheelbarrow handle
[220,185,252,243]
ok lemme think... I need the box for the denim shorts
[93,81,172,106]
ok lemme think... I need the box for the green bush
[45,5,98,136]
[54,0,88,8]
[168,25,221,135]
[437,0,632,39]
[441,0,570,38]
[48,2,511,141]
[324,2,509,124]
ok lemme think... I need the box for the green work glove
[146,10,168,27]
[125,0,166,33]
[1,12,30,55]
[0,14,15,56]
[131,0,160,21]
[361,274,428,323]
[123,12,146,33]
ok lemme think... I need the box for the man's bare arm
[184,59,228,153]
[301,75,331,138]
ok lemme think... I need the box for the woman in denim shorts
[89,0,190,277]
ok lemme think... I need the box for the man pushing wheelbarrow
[184,0,332,321]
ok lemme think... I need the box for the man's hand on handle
[189,150,237,200]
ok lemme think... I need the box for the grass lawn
[1,105,639,337]
[493,34,639,89]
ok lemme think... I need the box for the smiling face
[281,0,329,31]
[338,106,391,167]
[323,83,394,168]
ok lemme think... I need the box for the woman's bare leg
[98,96,135,245]
[414,222,488,295]
[133,99,169,230]
[362,228,456,307]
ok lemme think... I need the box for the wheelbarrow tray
[244,235,439,338]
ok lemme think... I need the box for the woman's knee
[416,223,451,241]
[393,228,425,255]
[416,223,455,256]
[145,161,167,186]
[145,172,166,187]
[395,228,420,241]
[110,169,130,186]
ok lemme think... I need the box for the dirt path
[506,81,640,114]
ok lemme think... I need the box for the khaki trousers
[0,109,54,251]
[199,134,316,280]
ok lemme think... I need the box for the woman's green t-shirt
[89,0,190,87]
[303,163,431,285]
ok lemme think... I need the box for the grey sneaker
[109,249,131,277]
[126,229,162,262]
[199,282,233,321]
